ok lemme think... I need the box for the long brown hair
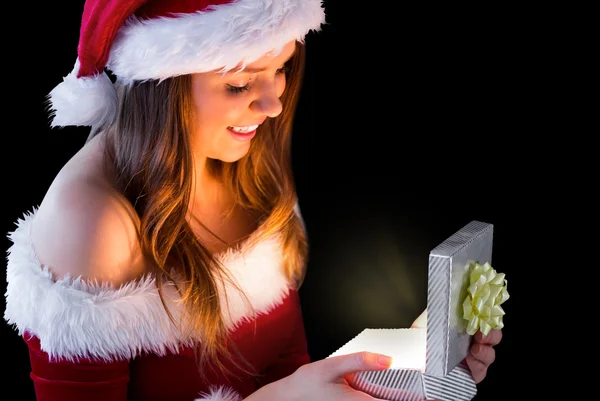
[92,42,308,377]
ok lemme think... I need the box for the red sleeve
[23,332,130,401]
[255,291,311,387]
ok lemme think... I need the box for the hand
[411,309,503,384]
[411,309,427,329]
[246,351,394,401]
[465,328,502,383]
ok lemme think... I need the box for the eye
[226,84,250,94]
[226,63,291,95]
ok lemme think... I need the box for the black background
[2,0,576,400]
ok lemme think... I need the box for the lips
[228,124,259,133]
[228,126,257,142]
[227,118,265,142]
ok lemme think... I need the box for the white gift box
[329,220,494,401]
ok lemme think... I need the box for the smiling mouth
[227,125,258,142]
[228,124,259,133]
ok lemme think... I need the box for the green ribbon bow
[462,261,509,336]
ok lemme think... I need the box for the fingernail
[377,355,393,367]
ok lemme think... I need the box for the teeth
[230,125,259,133]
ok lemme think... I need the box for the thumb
[318,352,392,381]
[411,309,427,329]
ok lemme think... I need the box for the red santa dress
[4,208,311,401]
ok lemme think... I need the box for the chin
[217,149,250,163]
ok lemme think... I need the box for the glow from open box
[328,328,427,371]
[327,327,477,401]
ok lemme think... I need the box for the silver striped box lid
[426,220,494,377]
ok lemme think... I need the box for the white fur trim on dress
[4,208,291,362]
[194,386,242,401]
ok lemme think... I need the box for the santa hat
[48,0,326,128]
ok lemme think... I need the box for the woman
[4,0,501,400]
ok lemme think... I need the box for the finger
[470,343,496,367]
[465,354,488,384]
[411,309,427,329]
[319,352,392,381]
[474,328,502,346]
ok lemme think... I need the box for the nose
[250,81,283,118]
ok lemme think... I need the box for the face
[190,40,297,163]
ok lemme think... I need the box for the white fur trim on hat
[4,208,292,362]
[47,0,325,128]
[195,386,242,401]
[109,0,326,82]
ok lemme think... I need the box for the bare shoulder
[31,139,147,287]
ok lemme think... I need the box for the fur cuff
[195,386,242,401]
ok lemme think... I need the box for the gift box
[329,220,496,401]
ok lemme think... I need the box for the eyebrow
[236,66,269,74]
[230,48,297,74]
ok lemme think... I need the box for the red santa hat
[48,0,326,128]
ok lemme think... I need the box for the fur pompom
[194,386,242,401]
[47,59,117,128]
